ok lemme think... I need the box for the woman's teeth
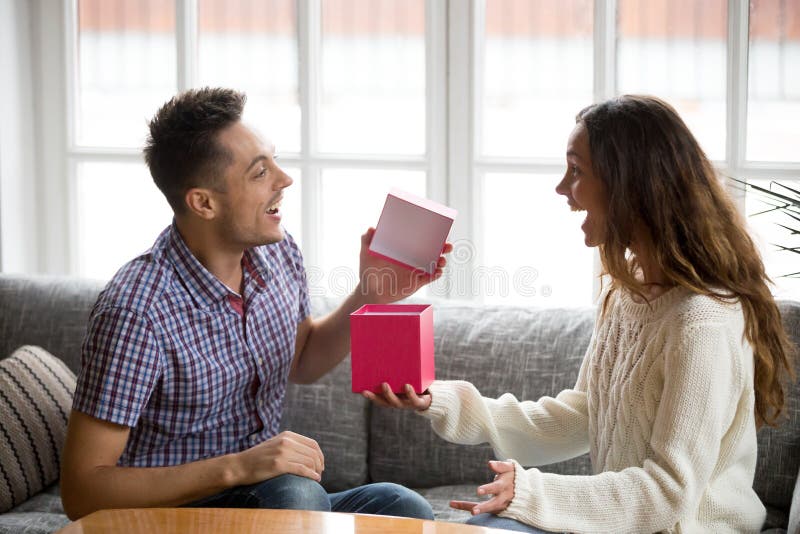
[571,205,585,212]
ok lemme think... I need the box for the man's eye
[257,168,267,178]
[571,165,580,176]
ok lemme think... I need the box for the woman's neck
[629,232,673,301]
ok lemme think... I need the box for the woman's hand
[450,460,516,515]
[362,383,432,411]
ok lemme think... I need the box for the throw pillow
[0,346,76,513]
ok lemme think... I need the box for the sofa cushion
[280,296,370,492]
[415,484,483,523]
[0,346,76,513]
[755,301,800,527]
[369,303,595,488]
[0,275,104,375]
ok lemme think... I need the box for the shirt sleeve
[500,320,749,534]
[72,307,163,428]
[282,229,311,322]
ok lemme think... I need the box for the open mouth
[569,201,586,213]
[266,196,282,215]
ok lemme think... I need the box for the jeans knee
[251,474,330,511]
[371,483,434,520]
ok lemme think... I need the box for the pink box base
[350,304,435,394]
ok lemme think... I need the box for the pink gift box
[368,189,457,275]
[350,304,435,394]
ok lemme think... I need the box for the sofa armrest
[789,467,800,534]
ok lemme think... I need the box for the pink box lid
[368,189,457,274]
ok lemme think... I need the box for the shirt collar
[166,222,236,309]
[165,221,274,309]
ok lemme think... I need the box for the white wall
[0,0,39,274]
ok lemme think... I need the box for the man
[61,88,448,520]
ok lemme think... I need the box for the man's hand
[362,382,432,411]
[450,460,515,515]
[357,228,453,304]
[235,431,325,485]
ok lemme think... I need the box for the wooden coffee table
[57,508,515,533]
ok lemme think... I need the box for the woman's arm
[420,380,591,466]
[500,320,757,534]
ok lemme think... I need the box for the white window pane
[617,0,727,161]
[76,0,176,148]
[198,0,301,153]
[318,169,426,294]
[76,162,173,280]
[320,0,426,155]
[480,0,594,159]
[482,173,595,306]
[744,179,800,300]
[280,167,302,248]
[747,0,800,163]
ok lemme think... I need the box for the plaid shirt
[73,223,310,467]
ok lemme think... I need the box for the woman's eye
[571,165,580,176]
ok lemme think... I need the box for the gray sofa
[1,273,799,533]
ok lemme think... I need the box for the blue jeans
[467,513,556,533]
[184,474,434,520]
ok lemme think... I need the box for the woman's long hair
[578,95,794,427]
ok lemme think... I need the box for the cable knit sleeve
[501,320,750,534]
[418,344,593,466]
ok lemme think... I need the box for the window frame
[26,0,800,302]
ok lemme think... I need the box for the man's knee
[249,474,330,511]
[369,483,434,520]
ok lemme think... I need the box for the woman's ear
[184,188,218,220]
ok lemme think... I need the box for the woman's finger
[488,460,515,474]
[449,500,481,512]
[361,390,392,408]
[474,494,512,514]
[380,382,407,408]
[403,384,432,410]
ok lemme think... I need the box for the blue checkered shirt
[72,223,310,467]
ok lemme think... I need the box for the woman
[364,95,795,533]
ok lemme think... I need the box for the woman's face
[555,122,609,247]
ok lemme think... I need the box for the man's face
[212,121,293,248]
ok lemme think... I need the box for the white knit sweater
[420,287,765,533]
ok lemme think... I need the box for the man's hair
[143,87,246,213]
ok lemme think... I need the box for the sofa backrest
[0,274,104,375]
[368,303,596,488]
[2,274,799,525]
[755,301,800,527]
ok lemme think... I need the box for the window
[26,0,800,303]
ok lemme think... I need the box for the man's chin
[263,228,286,245]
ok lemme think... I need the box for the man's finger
[284,432,325,472]
[286,461,322,482]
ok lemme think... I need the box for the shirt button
[257,357,263,365]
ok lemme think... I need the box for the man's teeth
[267,199,282,214]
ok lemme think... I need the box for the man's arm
[289,228,451,384]
[60,410,324,520]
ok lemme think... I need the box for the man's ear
[184,188,218,220]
